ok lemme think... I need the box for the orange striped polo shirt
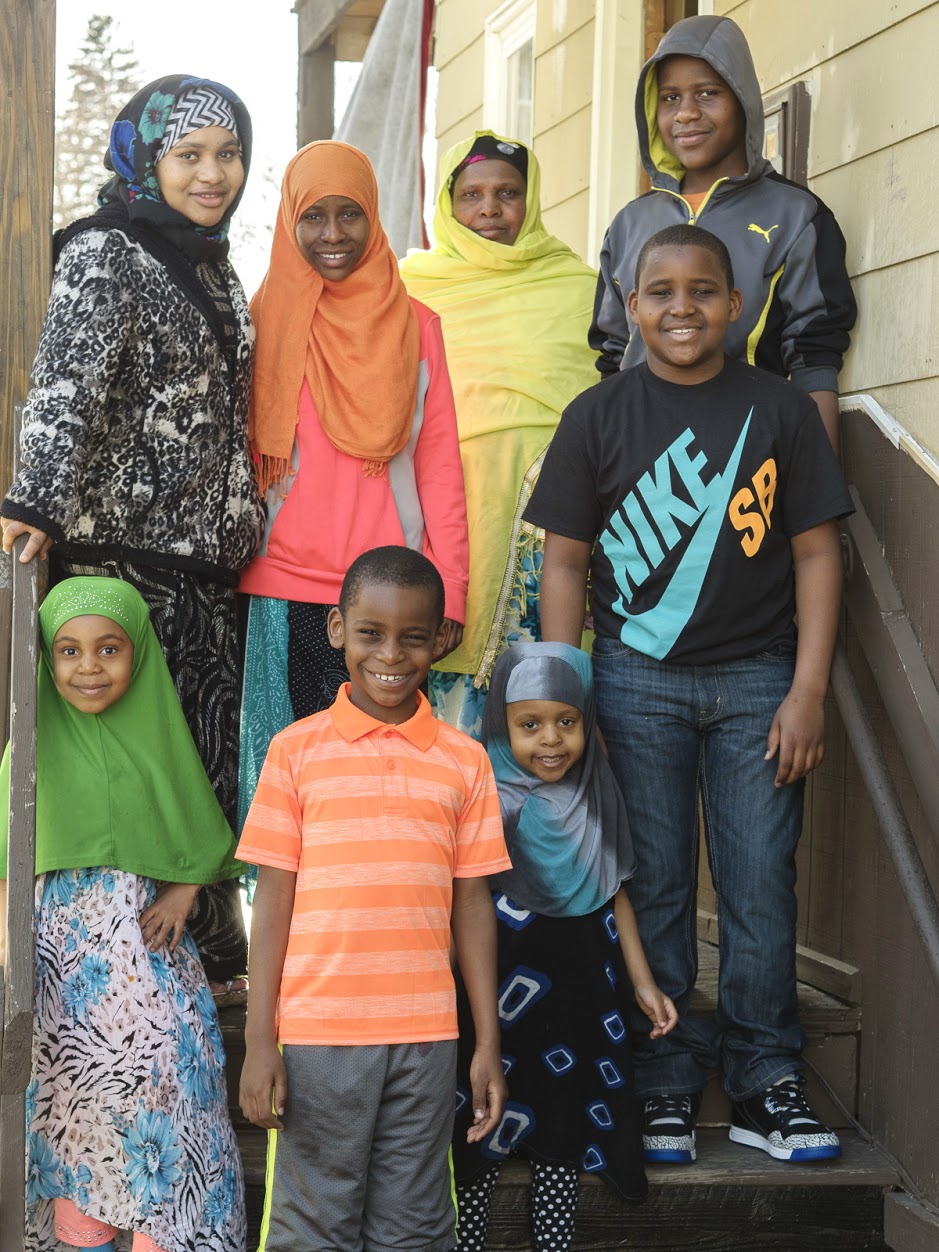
[237,685,510,1045]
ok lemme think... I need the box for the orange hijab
[249,141,420,490]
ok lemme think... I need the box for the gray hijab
[483,642,636,917]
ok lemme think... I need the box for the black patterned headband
[449,135,529,190]
[157,88,239,160]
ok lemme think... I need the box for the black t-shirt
[525,358,853,665]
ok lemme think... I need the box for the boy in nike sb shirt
[528,225,852,1168]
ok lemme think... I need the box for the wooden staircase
[220,941,902,1251]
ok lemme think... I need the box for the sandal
[210,976,248,1009]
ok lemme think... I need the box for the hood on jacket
[636,14,769,191]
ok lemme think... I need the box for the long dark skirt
[453,895,647,1206]
[50,555,247,981]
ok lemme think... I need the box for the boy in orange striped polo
[238,546,511,1252]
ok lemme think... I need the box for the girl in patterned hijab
[451,642,677,1252]
[98,75,251,259]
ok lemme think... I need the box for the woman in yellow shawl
[400,131,599,736]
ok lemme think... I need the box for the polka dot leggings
[456,1161,579,1251]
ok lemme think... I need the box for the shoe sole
[729,1125,842,1162]
[643,1140,696,1163]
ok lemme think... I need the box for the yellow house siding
[714,0,933,96]
[533,3,594,254]
[434,37,485,142]
[716,0,939,461]
[535,0,594,52]
[542,188,593,264]
[434,0,491,69]
[533,15,594,131]
[537,105,593,258]
[807,7,939,177]
[811,131,939,277]
[437,110,486,165]
[843,258,939,395]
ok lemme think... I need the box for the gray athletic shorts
[260,1041,458,1252]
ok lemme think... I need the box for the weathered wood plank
[485,1138,896,1249]
[691,939,861,1033]
[234,1117,897,1251]
[0,0,55,491]
[0,14,55,1229]
[1,523,39,1090]
[0,538,40,1252]
[883,1190,939,1252]
[294,0,356,54]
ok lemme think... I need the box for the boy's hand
[765,688,826,787]
[466,1043,507,1144]
[635,983,678,1039]
[139,883,200,952]
[240,1042,288,1131]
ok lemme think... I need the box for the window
[484,0,535,146]
[762,82,811,186]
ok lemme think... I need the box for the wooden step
[487,1131,898,1251]
[220,945,878,1250]
[231,1124,899,1252]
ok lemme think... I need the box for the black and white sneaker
[642,1092,702,1163]
[730,1078,841,1162]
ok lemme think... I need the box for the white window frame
[483,0,536,144]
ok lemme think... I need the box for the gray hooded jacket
[589,15,856,391]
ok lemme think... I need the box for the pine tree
[54,15,141,230]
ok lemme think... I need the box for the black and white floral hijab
[99,73,252,260]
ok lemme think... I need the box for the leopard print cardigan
[3,228,263,579]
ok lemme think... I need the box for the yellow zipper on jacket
[653,177,731,223]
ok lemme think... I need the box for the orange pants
[54,1197,167,1251]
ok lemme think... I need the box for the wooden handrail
[0,535,39,1250]
[833,486,939,990]
[1,536,38,1086]
[830,641,939,989]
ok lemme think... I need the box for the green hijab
[0,577,243,883]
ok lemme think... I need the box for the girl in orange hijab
[238,142,468,832]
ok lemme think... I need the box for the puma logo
[748,222,780,244]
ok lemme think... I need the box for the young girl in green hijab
[0,577,245,1252]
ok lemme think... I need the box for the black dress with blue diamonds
[453,890,647,1203]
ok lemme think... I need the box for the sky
[55,1,359,292]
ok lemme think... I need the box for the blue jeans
[592,635,807,1101]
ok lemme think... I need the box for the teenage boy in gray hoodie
[590,14,856,451]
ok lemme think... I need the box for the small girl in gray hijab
[451,642,676,1251]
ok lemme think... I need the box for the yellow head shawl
[400,132,599,679]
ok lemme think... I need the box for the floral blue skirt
[26,868,245,1252]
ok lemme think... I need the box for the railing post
[0,537,39,1249]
